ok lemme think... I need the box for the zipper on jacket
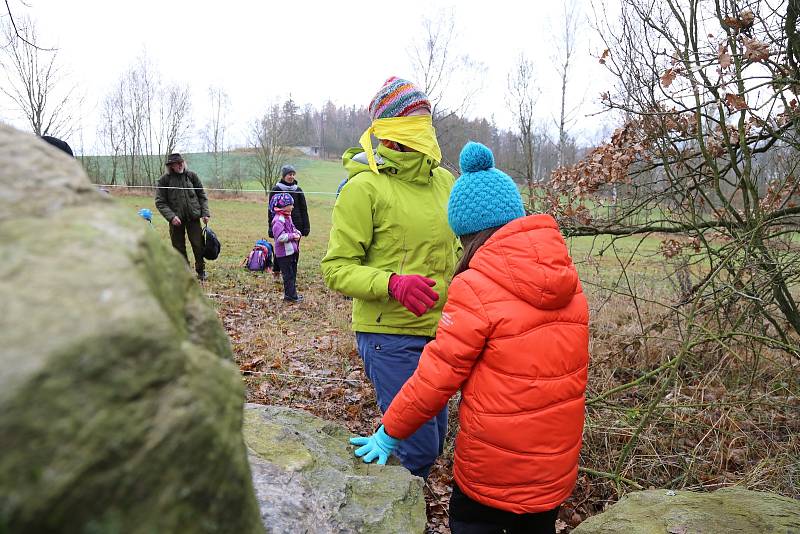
[397,235,408,275]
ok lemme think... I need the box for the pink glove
[388,274,439,317]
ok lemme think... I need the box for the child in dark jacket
[270,192,303,302]
[349,142,590,534]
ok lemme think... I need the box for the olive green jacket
[154,170,210,222]
[321,144,459,336]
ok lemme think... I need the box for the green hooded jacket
[321,144,460,337]
[154,170,210,222]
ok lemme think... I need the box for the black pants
[169,218,204,275]
[275,252,299,300]
[449,483,559,534]
[272,249,299,275]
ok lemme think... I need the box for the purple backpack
[244,243,273,271]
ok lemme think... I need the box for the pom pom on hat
[448,142,525,237]
[459,142,495,173]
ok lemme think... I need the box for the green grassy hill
[85,151,346,197]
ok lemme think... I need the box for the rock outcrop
[573,487,800,534]
[0,126,263,533]
[245,404,426,534]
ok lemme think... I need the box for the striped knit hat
[368,77,431,120]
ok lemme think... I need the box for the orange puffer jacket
[382,214,589,514]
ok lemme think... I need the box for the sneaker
[283,295,303,303]
[197,271,208,281]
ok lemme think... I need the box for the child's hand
[293,232,302,240]
[350,425,399,465]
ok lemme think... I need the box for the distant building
[293,146,321,158]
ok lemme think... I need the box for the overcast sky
[4,0,619,152]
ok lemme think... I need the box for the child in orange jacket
[350,142,590,534]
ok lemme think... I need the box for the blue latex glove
[350,425,399,465]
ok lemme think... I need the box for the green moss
[242,410,314,471]
[574,488,800,534]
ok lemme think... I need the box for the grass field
[86,151,346,195]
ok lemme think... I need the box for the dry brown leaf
[599,48,609,64]
[718,43,732,69]
[723,10,754,31]
[742,36,770,62]
[725,93,748,110]
[740,10,755,28]
[661,68,677,88]
[239,357,264,372]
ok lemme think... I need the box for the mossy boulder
[573,487,800,534]
[244,404,426,533]
[0,126,263,533]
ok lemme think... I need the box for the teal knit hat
[448,142,525,237]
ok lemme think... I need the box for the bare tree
[408,8,487,157]
[0,16,76,137]
[546,0,800,502]
[552,0,582,168]
[156,83,192,162]
[117,59,148,185]
[506,53,541,205]
[250,104,287,195]
[100,54,192,186]
[202,86,229,187]
[98,88,125,185]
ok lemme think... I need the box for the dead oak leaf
[740,10,755,28]
[725,92,748,110]
[742,36,770,62]
[661,68,677,88]
[722,10,755,31]
[239,357,264,372]
[718,43,732,69]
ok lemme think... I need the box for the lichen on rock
[573,487,800,534]
[245,403,426,534]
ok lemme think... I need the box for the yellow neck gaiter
[358,115,442,174]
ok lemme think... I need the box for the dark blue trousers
[356,332,448,479]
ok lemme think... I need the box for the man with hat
[155,153,211,280]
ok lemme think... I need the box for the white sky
[5,0,619,153]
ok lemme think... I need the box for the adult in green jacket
[155,153,211,280]
[321,77,459,479]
